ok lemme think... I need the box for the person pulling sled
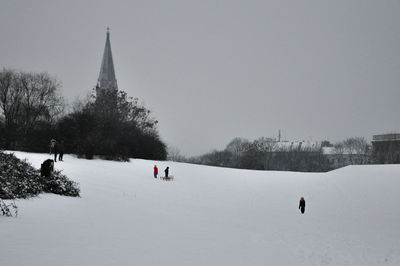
[164,167,169,178]
[299,197,306,214]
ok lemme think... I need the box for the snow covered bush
[0,151,80,199]
[0,152,43,199]
[42,170,80,197]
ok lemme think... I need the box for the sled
[161,175,174,181]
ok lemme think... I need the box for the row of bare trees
[168,137,372,172]
[178,137,331,172]
[333,137,370,155]
[0,69,64,149]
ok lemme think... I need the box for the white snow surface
[1,151,400,265]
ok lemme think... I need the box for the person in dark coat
[40,159,54,177]
[49,139,56,154]
[53,140,58,162]
[58,140,65,161]
[164,167,169,178]
[154,165,158,178]
[299,197,306,214]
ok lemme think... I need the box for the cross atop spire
[97,27,118,95]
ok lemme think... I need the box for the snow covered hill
[1,151,400,265]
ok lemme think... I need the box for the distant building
[372,133,400,164]
[96,28,118,97]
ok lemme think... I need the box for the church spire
[97,27,118,95]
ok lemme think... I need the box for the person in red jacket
[154,165,158,179]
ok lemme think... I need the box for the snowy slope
[1,151,400,265]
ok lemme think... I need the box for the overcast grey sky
[1,0,399,156]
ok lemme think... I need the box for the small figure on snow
[299,197,306,214]
[58,140,65,161]
[53,140,58,162]
[49,139,56,155]
[164,167,169,178]
[154,165,158,178]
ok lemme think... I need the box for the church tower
[96,28,118,97]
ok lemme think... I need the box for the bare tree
[18,72,65,133]
[333,142,345,154]
[0,69,20,126]
[332,137,370,167]
[225,137,250,154]
[335,137,369,155]
[167,145,186,162]
[0,69,23,146]
[0,69,65,148]
[225,137,250,167]
[253,137,278,170]
[253,137,277,152]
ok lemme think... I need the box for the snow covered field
[1,151,400,265]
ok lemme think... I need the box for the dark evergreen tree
[56,89,166,161]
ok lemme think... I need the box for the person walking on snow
[164,167,169,178]
[53,140,58,162]
[49,139,56,154]
[154,165,158,178]
[299,197,306,214]
[58,140,65,161]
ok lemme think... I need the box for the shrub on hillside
[0,152,42,199]
[0,151,79,199]
[42,170,80,197]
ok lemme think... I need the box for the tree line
[168,136,371,172]
[0,68,166,161]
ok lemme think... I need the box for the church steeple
[97,27,118,95]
